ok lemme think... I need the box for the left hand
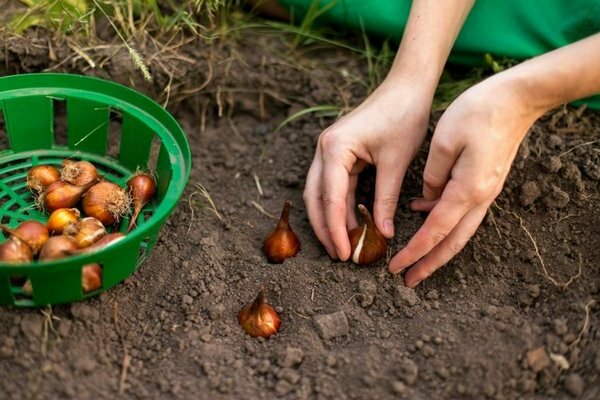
[389,74,542,287]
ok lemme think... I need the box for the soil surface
[0,14,599,400]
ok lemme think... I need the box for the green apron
[279,0,600,108]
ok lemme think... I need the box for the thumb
[373,160,406,238]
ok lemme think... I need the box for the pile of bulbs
[0,160,156,296]
[239,201,388,339]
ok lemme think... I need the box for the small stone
[208,304,226,321]
[394,286,420,307]
[435,366,450,379]
[425,290,439,301]
[391,380,406,395]
[527,347,551,372]
[433,336,443,345]
[519,181,541,207]
[421,345,435,358]
[398,358,419,385]
[313,311,349,340]
[275,380,293,396]
[182,295,193,305]
[256,359,271,374]
[20,314,43,340]
[70,303,100,322]
[357,279,377,307]
[564,373,584,397]
[278,346,304,368]
[57,319,72,337]
[278,368,301,384]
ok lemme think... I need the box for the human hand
[389,74,543,287]
[303,79,432,260]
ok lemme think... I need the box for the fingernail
[325,246,338,260]
[384,218,394,237]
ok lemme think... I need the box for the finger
[346,175,358,230]
[410,198,438,213]
[422,136,463,201]
[388,182,470,273]
[304,153,338,259]
[373,160,406,238]
[322,160,352,261]
[404,203,488,287]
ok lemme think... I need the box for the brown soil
[0,19,599,400]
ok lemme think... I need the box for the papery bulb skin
[39,236,78,261]
[27,165,60,192]
[47,208,80,234]
[64,217,106,248]
[61,160,100,186]
[43,180,96,212]
[263,201,300,263]
[348,205,388,265]
[82,263,102,293]
[67,232,125,255]
[238,289,281,338]
[127,173,156,232]
[83,182,131,226]
[0,238,33,264]
[0,221,49,255]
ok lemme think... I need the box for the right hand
[303,79,432,260]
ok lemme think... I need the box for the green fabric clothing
[279,0,600,108]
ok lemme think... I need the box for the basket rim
[0,73,192,270]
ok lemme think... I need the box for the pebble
[278,368,301,384]
[553,318,568,336]
[278,346,304,368]
[57,319,72,337]
[73,354,96,373]
[397,358,419,385]
[357,279,377,307]
[527,347,551,373]
[182,295,193,305]
[208,304,226,320]
[564,373,584,397]
[256,359,271,374]
[394,285,420,307]
[435,366,450,380]
[433,336,443,345]
[275,380,293,396]
[391,380,406,395]
[425,290,439,301]
[421,345,435,358]
[313,311,349,340]
[70,303,100,322]
[20,314,43,340]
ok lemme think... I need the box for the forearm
[384,0,475,94]
[505,33,600,116]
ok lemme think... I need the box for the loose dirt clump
[0,17,598,400]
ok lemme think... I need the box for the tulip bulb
[42,180,96,212]
[348,204,388,265]
[127,172,156,232]
[0,238,33,264]
[263,201,300,263]
[27,165,60,192]
[39,236,78,261]
[83,182,131,225]
[61,160,100,186]
[238,289,281,338]
[66,232,125,255]
[63,217,106,248]
[47,208,80,234]
[0,221,49,255]
[82,263,102,293]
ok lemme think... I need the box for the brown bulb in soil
[63,217,106,248]
[82,263,102,293]
[42,180,96,212]
[0,238,33,264]
[61,160,100,186]
[27,165,60,192]
[67,232,125,255]
[348,205,388,265]
[0,221,49,255]
[238,289,281,338]
[83,182,131,226]
[263,201,300,263]
[39,236,78,261]
[47,208,80,234]
[127,172,156,232]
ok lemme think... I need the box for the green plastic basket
[0,73,191,307]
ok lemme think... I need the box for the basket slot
[53,99,68,147]
[0,274,13,305]
[66,98,110,155]
[156,143,171,200]
[107,110,122,159]
[119,114,154,171]
[3,96,54,152]
[0,109,9,152]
